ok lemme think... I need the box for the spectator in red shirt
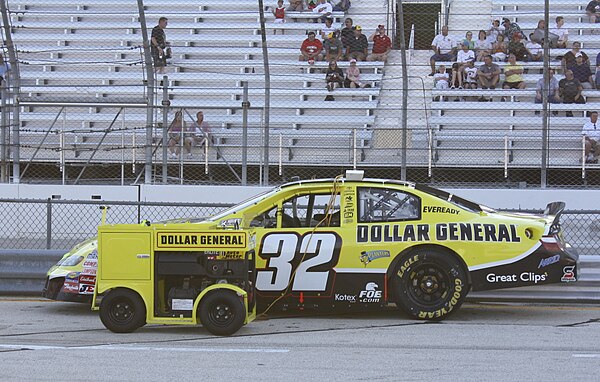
[367,24,392,62]
[299,31,323,62]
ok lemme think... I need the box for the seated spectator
[299,31,323,62]
[0,54,10,86]
[531,19,559,47]
[367,24,392,62]
[559,70,585,117]
[477,54,501,99]
[167,110,184,158]
[596,52,600,89]
[346,25,368,62]
[491,34,507,62]
[525,33,543,62]
[586,1,600,23]
[462,31,475,50]
[183,111,211,157]
[287,0,305,11]
[582,111,600,163]
[569,53,594,89]
[340,18,354,48]
[325,59,344,97]
[562,41,589,72]
[488,19,504,43]
[429,25,457,76]
[474,30,492,61]
[451,43,475,88]
[552,16,569,48]
[345,59,370,88]
[332,0,351,12]
[313,0,332,23]
[502,53,526,99]
[463,59,478,90]
[320,17,337,40]
[502,18,524,41]
[433,65,450,91]
[534,69,560,115]
[323,31,343,62]
[507,33,528,61]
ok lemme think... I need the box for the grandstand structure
[0,0,598,186]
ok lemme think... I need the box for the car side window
[282,193,341,228]
[249,206,278,228]
[358,187,420,223]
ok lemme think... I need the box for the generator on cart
[92,223,256,336]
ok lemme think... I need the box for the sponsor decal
[538,254,560,268]
[82,260,97,268]
[81,267,97,276]
[422,206,460,215]
[156,232,246,249]
[79,275,96,284]
[358,282,382,303]
[334,294,356,302]
[486,272,548,284]
[78,284,95,294]
[343,189,356,224]
[561,266,576,282]
[87,250,98,260]
[357,223,521,243]
[397,254,419,278]
[360,250,390,266]
[205,251,244,260]
[418,278,463,319]
[63,279,79,293]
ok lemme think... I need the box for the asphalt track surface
[0,298,599,381]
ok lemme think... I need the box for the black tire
[199,290,246,336]
[392,248,469,321]
[99,289,146,333]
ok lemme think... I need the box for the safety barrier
[0,249,598,303]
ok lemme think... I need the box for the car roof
[279,177,416,189]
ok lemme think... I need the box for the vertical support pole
[162,75,169,184]
[397,0,409,181]
[46,198,52,249]
[241,81,249,186]
[278,133,282,176]
[136,0,155,185]
[353,128,357,170]
[258,0,271,185]
[0,79,6,183]
[541,0,549,188]
[504,135,509,179]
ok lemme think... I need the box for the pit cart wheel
[392,248,469,321]
[198,290,245,336]
[99,289,146,333]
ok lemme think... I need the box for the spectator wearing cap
[429,25,456,76]
[582,111,600,163]
[345,58,368,88]
[525,33,543,62]
[552,16,569,48]
[346,25,368,61]
[559,70,585,117]
[323,31,343,62]
[313,0,332,23]
[299,31,323,62]
[568,53,594,89]
[320,17,338,40]
[450,43,475,89]
[340,18,354,48]
[287,0,305,11]
[501,18,524,41]
[367,25,392,62]
[562,41,589,73]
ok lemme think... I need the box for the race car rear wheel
[392,248,469,321]
[99,289,146,333]
[199,290,245,336]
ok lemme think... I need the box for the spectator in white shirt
[526,33,543,61]
[474,30,492,61]
[451,44,475,88]
[582,111,600,163]
[429,25,457,76]
[552,16,569,48]
[313,0,332,23]
[433,65,449,90]
[488,19,504,43]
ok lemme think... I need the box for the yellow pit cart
[92,223,256,336]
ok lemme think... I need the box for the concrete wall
[0,183,595,211]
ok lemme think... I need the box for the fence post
[241,81,249,186]
[46,198,52,249]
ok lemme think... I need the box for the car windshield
[415,184,494,213]
[207,188,279,222]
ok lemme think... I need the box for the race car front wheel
[99,289,147,333]
[198,290,245,336]
[392,248,469,321]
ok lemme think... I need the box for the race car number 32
[256,232,341,292]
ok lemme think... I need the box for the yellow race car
[45,172,578,321]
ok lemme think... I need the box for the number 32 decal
[256,232,341,292]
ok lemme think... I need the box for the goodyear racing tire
[99,289,146,333]
[392,248,469,321]
[199,290,245,336]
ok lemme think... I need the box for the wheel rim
[108,298,135,325]
[405,262,451,307]
[208,301,236,328]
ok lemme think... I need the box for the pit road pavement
[0,298,598,381]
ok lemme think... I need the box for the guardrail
[1,249,598,303]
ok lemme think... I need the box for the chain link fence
[1,0,600,187]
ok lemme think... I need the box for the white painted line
[572,354,600,358]
[0,344,289,353]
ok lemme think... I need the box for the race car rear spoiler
[544,201,565,235]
